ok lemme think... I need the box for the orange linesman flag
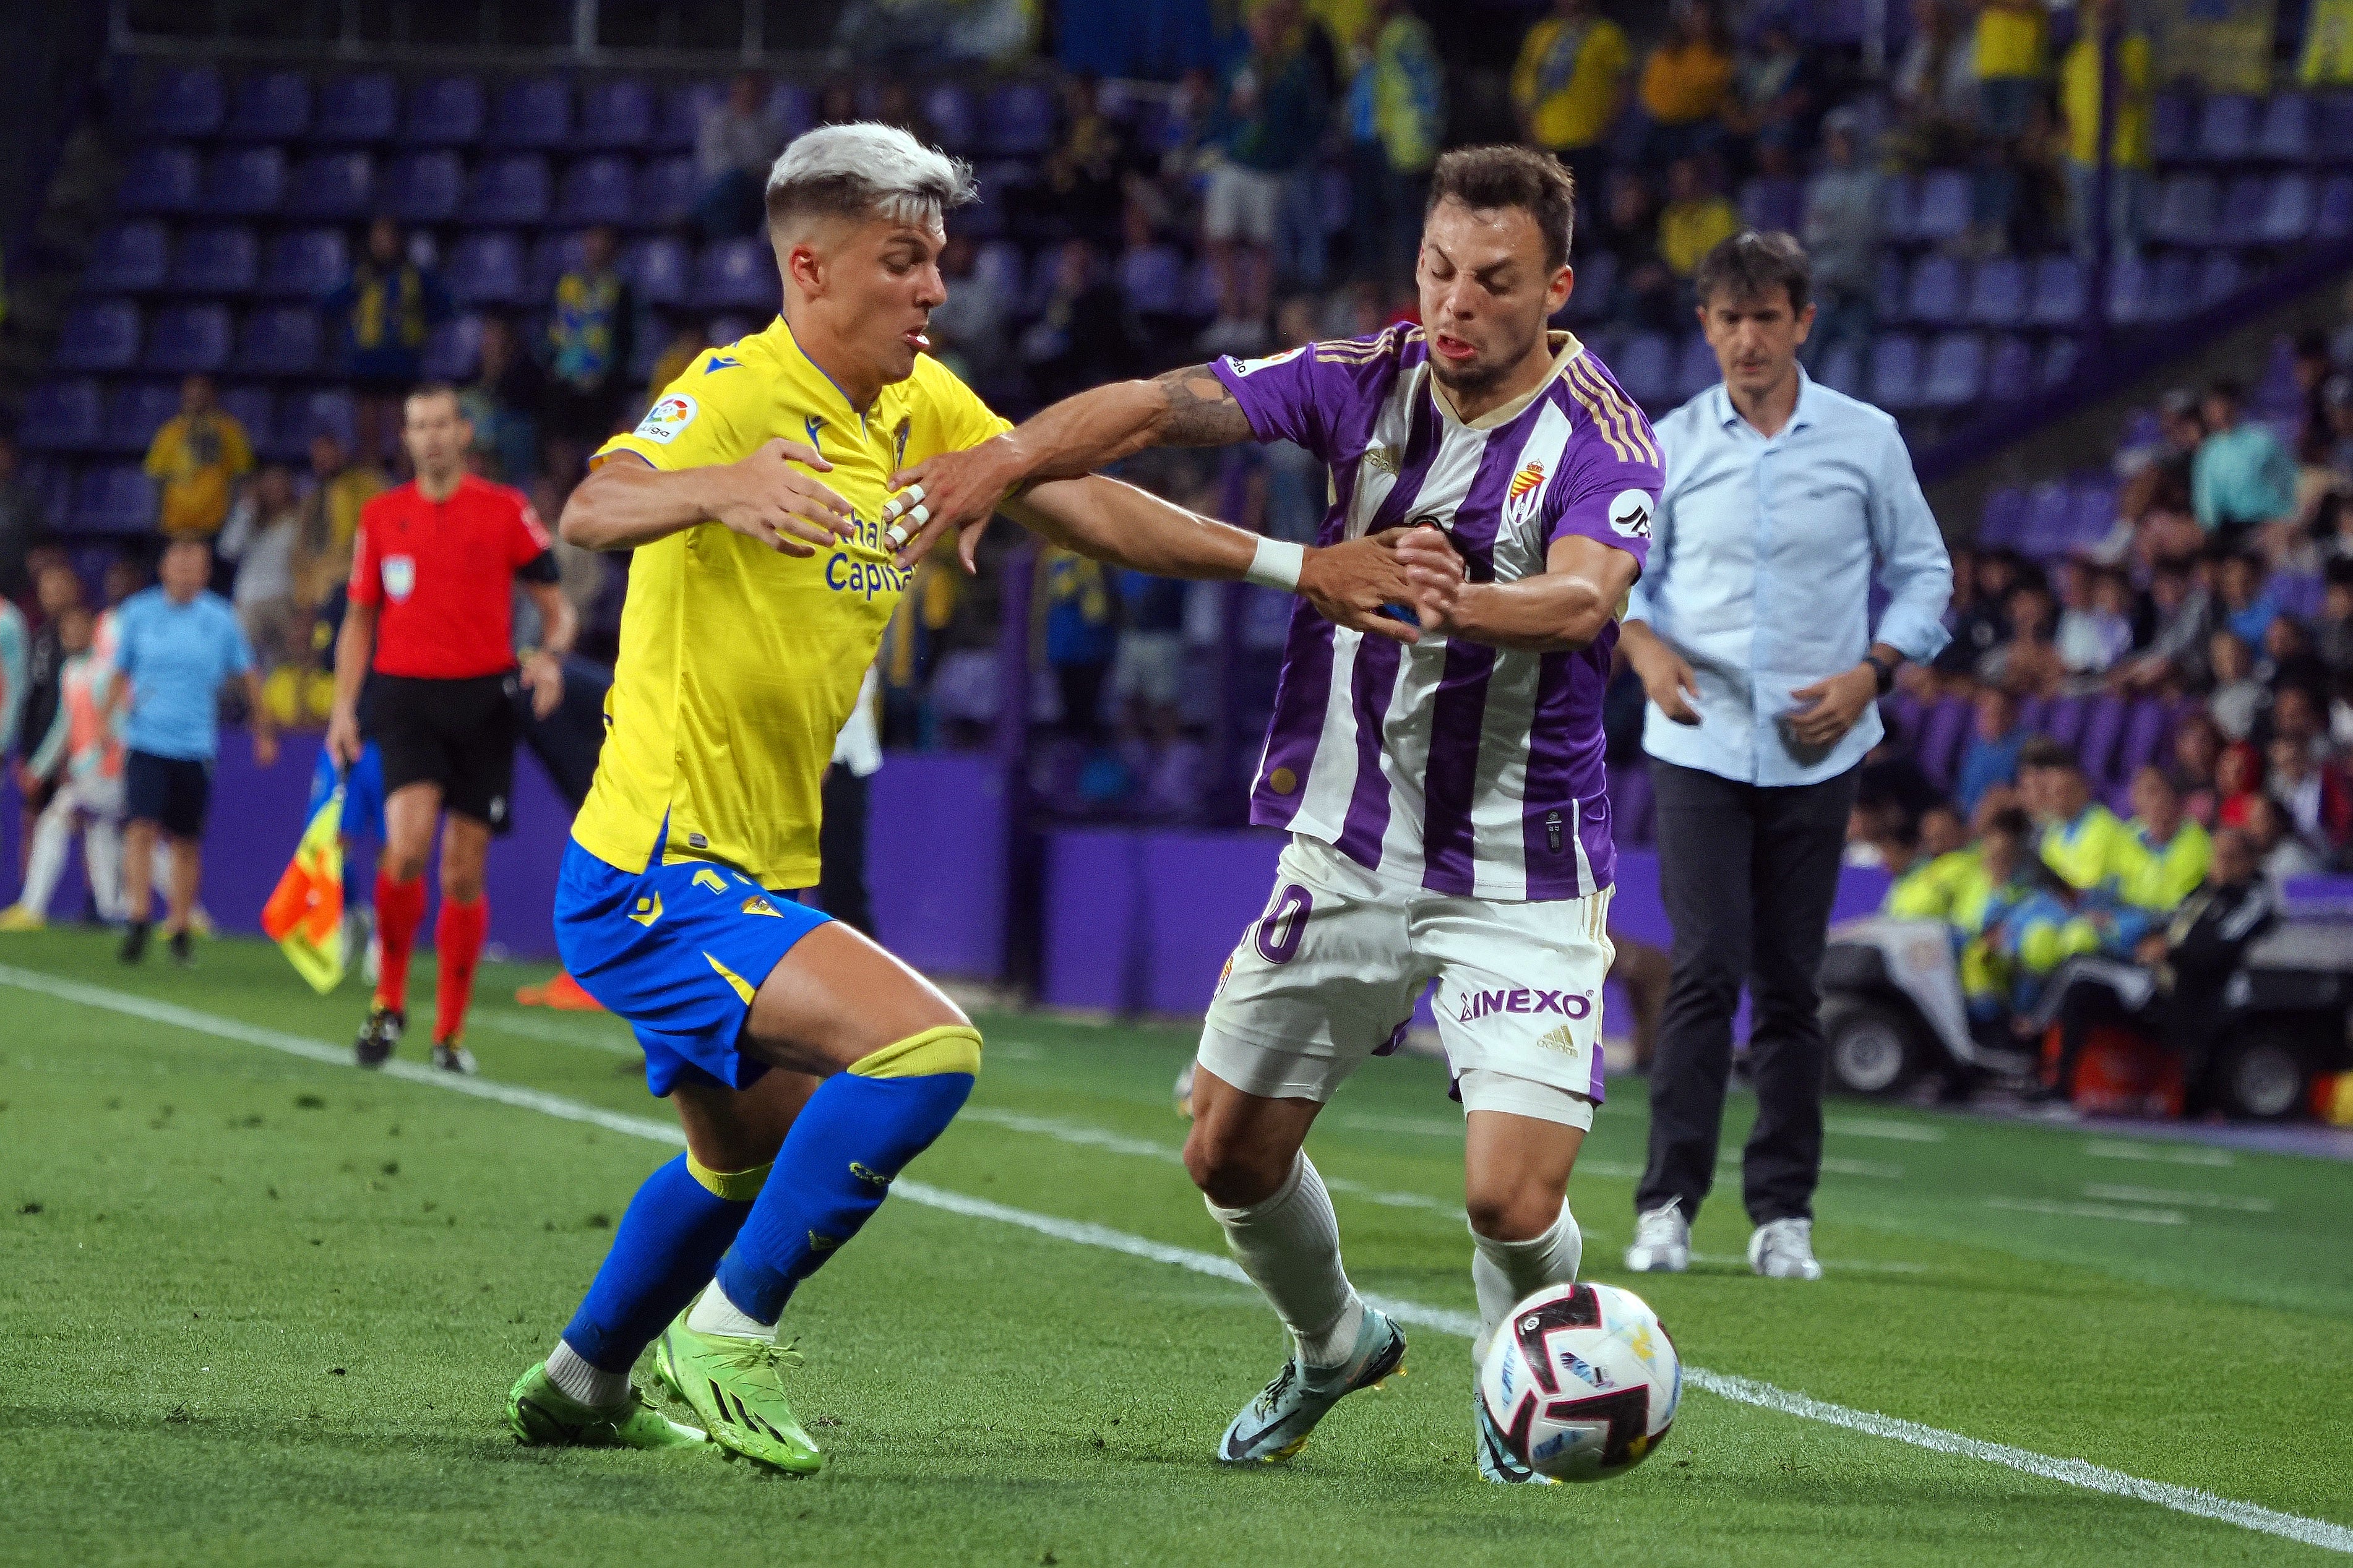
[262,786,346,994]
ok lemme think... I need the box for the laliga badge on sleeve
[634,393,699,445]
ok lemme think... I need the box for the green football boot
[653,1313,825,1475]
[505,1361,707,1450]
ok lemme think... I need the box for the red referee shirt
[350,473,559,679]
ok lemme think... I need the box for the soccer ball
[1478,1281,1681,1482]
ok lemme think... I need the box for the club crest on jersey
[381,554,416,602]
[634,393,697,445]
[1609,489,1655,539]
[1504,459,1550,526]
[1222,345,1304,377]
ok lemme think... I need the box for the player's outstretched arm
[559,441,854,556]
[1400,531,1640,654]
[1006,475,1456,646]
[885,366,1257,570]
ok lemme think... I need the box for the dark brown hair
[2019,736,2081,774]
[1691,229,1812,315]
[1424,145,1577,272]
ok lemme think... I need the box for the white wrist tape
[1244,537,1305,593]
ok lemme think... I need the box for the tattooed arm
[881,365,1260,568]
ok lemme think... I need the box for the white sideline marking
[1824,1116,1948,1143]
[5,962,2346,1557]
[2082,1183,2276,1214]
[2086,1139,2235,1168]
[1986,1196,2187,1226]
[471,1008,639,1056]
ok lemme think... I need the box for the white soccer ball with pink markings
[1478,1281,1682,1481]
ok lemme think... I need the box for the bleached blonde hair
[765,122,975,231]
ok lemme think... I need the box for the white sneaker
[1624,1201,1689,1273]
[1748,1217,1823,1280]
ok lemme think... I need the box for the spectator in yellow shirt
[1658,156,1739,278]
[2302,0,2353,84]
[1974,0,2048,140]
[1639,2,1735,163]
[141,375,252,543]
[290,431,384,610]
[2060,0,2153,261]
[1511,0,1633,226]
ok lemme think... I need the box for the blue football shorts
[308,742,387,844]
[553,836,832,1097]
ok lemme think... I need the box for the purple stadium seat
[143,303,232,374]
[489,77,572,148]
[285,388,358,453]
[2105,254,2153,324]
[315,72,397,142]
[528,231,588,297]
[1965,255,2026,327]
[1878,174,1920,242]
[1738,176,1803,233]
[2078,696,2130,784]
[20,380,103,453]
[1671,332,1718,401]
[402,76,484,145]
[2219,173,2268,238]
[1905,254,1965,325]
[2256,93,2313,161]
[258,229,347,299]
[2151,173,2217,244]
[557,156,635,225]
[1566,249,1616,322]
[2260,173,2316,242]
[2316,175,2353,239]
[1979,484,2027,548]
[283,152,375,220]
[2197,252,2243,309]
[1116,244,1185,312]
[72,466,160,535]
[134,67,224,139]
[2195,95,2258,161]
[1868,333,1923,409]
[625,236,690,305]
[2039,335,2080,390]
[2318,95,2353,159]
[924,84,979,152]
[1917,698,1973,787]
[2149,254,2198,319]
[167,225,259,294]
[2117,697,2173,779]
[1913,170,1970,242]
[635,155,699,228]
[118,145,201,215]
[105,382,183,456]
[1985,334,2035,401]
[577,77,654,150]
[201,147,285,216]
[658,81,725,151]
[233,306,320,375]
[420,315,484,383]
[971,240,1025,303]
[772,83,814,140]
[694,239,778,310]
[1607,762,1655,846]
[445,232,530,306]
[379,151,462,223]
[463,155,551,225]
[2151,92,2195,161]
[1614,332,1674,404]
[85,222,170,293]
[2044,695,2090,752]
[1921,331,1984,407]
[1875,251,1907,321]
[2022,480,2072,555]
[2025,255,2086,327]
[225,71,311,141]
[1814,338,1864,398]
[53,300,142,372]
[2016,695,2051,736]
[984,82,1056,157]
[220,385,283,460]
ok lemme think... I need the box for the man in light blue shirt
[2190,379,2294,536]
[1615,231,1952,1284]
[110,538,277,965]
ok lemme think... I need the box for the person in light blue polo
[1616,230,1953,1283]
[111,538,278,966]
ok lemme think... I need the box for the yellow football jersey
[574,317,1010,888]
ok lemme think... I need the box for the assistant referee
[327,385,577,1074]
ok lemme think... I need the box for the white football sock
[1470,1202,1583,1366]
[544,1340,630,1410]
[685,1278,776,1339]
[1206,1150,1366,1369]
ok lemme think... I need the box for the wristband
[1244,537,1305,593]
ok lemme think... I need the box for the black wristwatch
[1864,653,1898,694]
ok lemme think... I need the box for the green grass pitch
[2,929,2349,1566]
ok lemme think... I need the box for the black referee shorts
[374,672,522,834]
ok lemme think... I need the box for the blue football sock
[714,1026,980,1325]
[560,1152,766,1373]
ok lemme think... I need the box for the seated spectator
[2167,709,2224,824]
[1801,108,1880,369]
[929,234,1011,390]
[1112,569,1189,747]
[2114,555,2212,692]
[2271,682,2332,763]
[1045,74,1142,249]
[643,316,710,405]
[2316,491,2353,570]
[1894,0,1981,158]
[1656,157,1738,281]
[1987,579,2063,695]
[1020,239,1145,405]
[1956,684,2027,815]
[324,216,450,464]
[2215,551,2281,648]
[2243,791,2323,889]
[2208,629,2265,740]
[2118,387,2204,526]
[1200,4,1329,352]
[2319,559,2353,675]
[1859,723,1946,823]
[2321,377,2353,477]
[1730,19,1815,153]
[461,315,543,486]
[1604,174,1678,330]
[143,375,254,545]
[1972,0,2048,144]
[2302,0,2353,86]
[1510,0,1634,230]
[2193,380,2296,540]
[2214,739,2266,829]
[2266,732,2353,864]
[0,432,49,601]
[2003,735,2144,999]
[2055,560,2133,679]
[1343,0,1445,292]
[217,465,303,667]
[1638,2,1734,165]
[1043,547,1117,755]
[2058,0,2152,262]
[543,224,635,472]
[1937,547,2020,680]
[695,73,781,241]
[2263,614,2329,698]
[290,432,384,614]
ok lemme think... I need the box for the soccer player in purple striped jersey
[887,145,1662,1482]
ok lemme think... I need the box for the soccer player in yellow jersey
[502,122,1449,1469]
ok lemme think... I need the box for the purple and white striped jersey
[1211,325,1662,902]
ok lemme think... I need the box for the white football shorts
[1198,834,1614,1128]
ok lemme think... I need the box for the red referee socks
[373,872,428,1013]
[434,896,489,1046]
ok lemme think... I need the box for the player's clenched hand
[1395,525,1466,638]
[883,435,1025,572]
[1297,529,1427,645]
[707,438,854,557]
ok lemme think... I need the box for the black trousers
[1636,759,1860,1226]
